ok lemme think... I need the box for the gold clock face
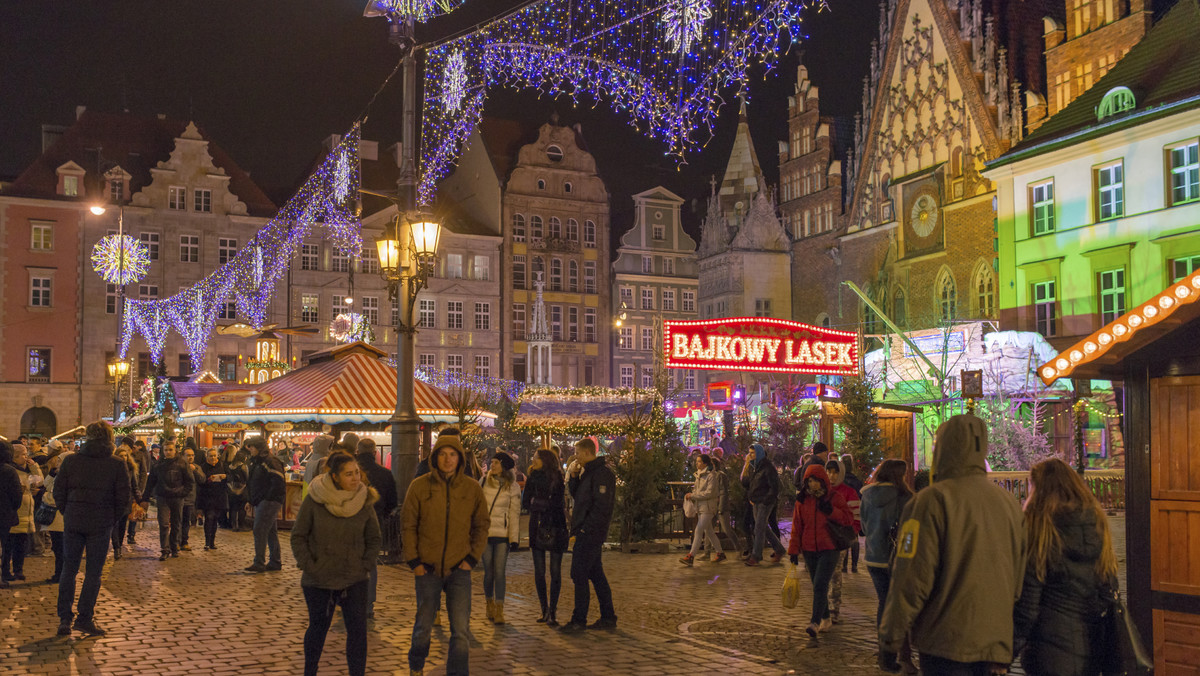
[910,193,939,238]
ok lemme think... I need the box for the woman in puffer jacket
[291,450,380,676]
[3,444,42,582]
[1013,458,1119,676]
[787,464,853,638]
[479,451,521,625]
[680,454,725,565]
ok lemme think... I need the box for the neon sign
[663,317,860,376]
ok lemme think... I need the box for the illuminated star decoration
[416,0,818,204]
[91,234,151,285]
[366,0,465,22]
[118,125,364,372]
[663,0,713,54]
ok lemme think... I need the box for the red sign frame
[663,317,860,376]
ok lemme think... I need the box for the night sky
[0,0,877,236]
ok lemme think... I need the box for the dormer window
[109,178,124,202]
[55,161,86,197]
[546,145,564,162]
[63,176,79,196]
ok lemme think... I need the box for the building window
[168,186,186,210]
[975,265,996,319]
[549,217,562,239]
[512,214,526,242]
[139,232,160,261]
[620,286,633,307]
[332,296,348,320]
[530,215,543,241]
[31,222,52,251]
[567,260,578,292]
[1096,162,1124,221]
[218,355,237,381]
[584,308,596,342]
[685,371,696,391]
[584,262,597,294]
[551,305,562,341]
[548,258,562,291]
[893,288,907,327]
[361,296,379,325]
[1033,281,1057,338]
[178,354,192,376]
[642,256,653,274]
[662,289,675,311]
[473,256,489,281]
[653,223,665,240]
[446,355,463,374]
[109,179,123,202]
[27,348,50,383]
[1030,181,1055,235]
[419,299,436,328]
[619,327,633,350]
[218,299,236,320]
[641,327,654,351]
[474,302,490,330]
[446,253,463,278]
[361,247,379,275]
[641,288,654,310]
[180,235,199,263]
[1173,254,1200,282]
[564,182,573,194]
[537,179,546,191]
[567,219,579,241]
[30,277,51,307]
[641,370,653,389]
[1099,268,1126,325]
[332,251,350,273]
[301,293,320,323]
[300,243,319,271]
[63,175,78,196]
[938,272,957,323]
[194,188,212,213]
[447,301,463,330]
[619,365,634,388]
[681,290,695,313]
[568,307,579,341]
[218,238,237,265]
[419,353,437,368]
[513,303,526,340]
[1169,141,1200,205]
[584,220,596,247]
[106,284,118,314]
[474,355,490,378]
[755,298,771,317]
[513,255,526,289]
[663,257,674,275]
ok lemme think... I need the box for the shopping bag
[683,495,697,518]
[781,562,803,609]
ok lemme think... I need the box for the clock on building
[910,193,939,238]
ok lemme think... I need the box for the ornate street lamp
[376,211,441,497]
[107,358,130,421]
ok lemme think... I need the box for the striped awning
[178,349,493,425]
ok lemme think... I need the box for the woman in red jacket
[788,464,853,637]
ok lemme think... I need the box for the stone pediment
[729,192,789,252]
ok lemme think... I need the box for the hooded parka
[400,437,490,577]
[788,464,853,554]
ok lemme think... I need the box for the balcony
[530,236,580,253]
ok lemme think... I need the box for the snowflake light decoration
[333,153,351,203]
[91,234,151,285]
[444,50,468,113]
[663,0,713,54]
[329,313,373,344]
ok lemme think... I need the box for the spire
[696,191,729,259]
[529,273,550,341]
[527,272,553,385]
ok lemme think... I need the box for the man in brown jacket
[401,434,488,676]
[879,414,1025,675]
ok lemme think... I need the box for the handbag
[1099,584,1154,675]
[826,517,857,550]
[683,495,698,519]
[34,501,57,527]
[534,522,563,551]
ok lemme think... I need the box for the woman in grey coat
[680,454,725,565]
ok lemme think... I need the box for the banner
[663,317,860,376]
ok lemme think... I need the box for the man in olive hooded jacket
[879,414,1025,675]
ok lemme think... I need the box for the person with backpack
[861,459,915,673]
[742,444,786,567]
[680,453,724,565]
[144,439,194,562]
[787,463,853,637]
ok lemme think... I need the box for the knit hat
[812,441,828,456]
[493,451,515,471]
[433,433,464,454]
[47,439,63,452]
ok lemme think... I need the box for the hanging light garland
[414,365,527,403]
[367,0,466,22]
[418,0,820,204]
[91,234,151,285]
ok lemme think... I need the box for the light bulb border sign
[663,317,860,376]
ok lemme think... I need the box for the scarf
[307,473,371,518]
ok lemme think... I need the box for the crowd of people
[0,413,1124,676]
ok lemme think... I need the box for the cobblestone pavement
[0,514,1126,675]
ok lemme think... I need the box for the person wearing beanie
[341,433,361,453]
[402,433,489,676]
[304,435,335,485]
[479,450,521,625]
[355,438,397,620]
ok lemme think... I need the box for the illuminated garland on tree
[416,0,818,203]
[91,234,151,285]
[118,125,364,371]
[367,0,465,22]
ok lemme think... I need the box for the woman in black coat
[1013,458,1119,676]
[522,448,569,626]
[197,448,229,550]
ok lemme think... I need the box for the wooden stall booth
[814,398,920,471]
[1040,269,1200,674]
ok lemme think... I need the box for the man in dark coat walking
[356,438,397,618]
[53,421,131,636]
[244,436,286,573]
[0,440,24,590]
[560,438,617,633]
[144,439,193,561]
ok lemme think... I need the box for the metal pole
[115,205,125,420]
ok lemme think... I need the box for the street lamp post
[107,358,129,421]
[91,202,128,420]
[376,213,441,503]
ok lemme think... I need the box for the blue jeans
[409,568,471,675]
[253,500,282,566]
[801,549,839,625]
[752,502,785,560]
[57,528,112,624]
[481,538,509,601]
[868,566,891,627]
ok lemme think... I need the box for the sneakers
[57,622,72,637]
[712,551,727,562]
[743,557,760,567]
[588,617,618,631]
[679,554,694,567]
[769,551,784,564]
[559,621,588,634]
[72,619,106,636]
[244,563,267,574]
[265,562,282,571]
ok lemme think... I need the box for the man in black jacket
[244,436,285,573]
[53,421,131,636]
[0,440,24,590]
[560,438,617,633]
[743,444,786,566]
[144,439,193,561]
[356,439,397,618]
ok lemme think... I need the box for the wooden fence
[989,469,1126,510]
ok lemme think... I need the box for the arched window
[20,406,56,437]
[550,258,563,291]
[511,213,526,242]
[815,312,831,329]
[568,260,579,292]
[893,287,906,328]
[564,182,573,194]
[583,220,596,248]
[537,178,546,190]
[530,215,543,240]
[863,287,879,335]
[937,268,957,323]
[973,261,996,319]
[566,218,579,241]
[549,217,562,239]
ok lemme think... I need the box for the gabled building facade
[777,64,844,243]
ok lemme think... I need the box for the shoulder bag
[1099,584,1154,675]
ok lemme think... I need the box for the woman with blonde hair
[1013,457,1119,676]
